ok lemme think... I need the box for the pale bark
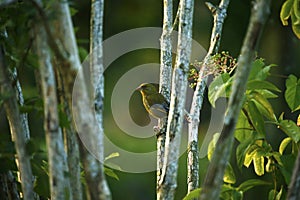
[40,2,84,199]
[0,48,34,200]
[157,0,173,198]
[82,0,111,199]
[33,1,110,199]
[199,0,271,199]
[158,0,194,199]
[34,16,72,199]
[187,0,230,193]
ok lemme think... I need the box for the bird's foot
[153,126,161,135]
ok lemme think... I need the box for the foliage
[184,57,300,199]
[189,51,237,89]
[280,0,300,39]
[203,58,300,199]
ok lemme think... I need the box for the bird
[136,83,169,119]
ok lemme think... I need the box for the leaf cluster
[185,58,300,200]
[280,0,300,39]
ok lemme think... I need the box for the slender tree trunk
[34,14,72,199]
[199,0,271,199]
[157,0,173,199]
[81,0,111,199]
[0,47,35,200]
[187,0,230,193]
[158,0,194,199]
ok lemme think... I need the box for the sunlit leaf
[224,163,236,184]
[183,188,201,200]
[104,152,120,161]
[245,101,266,136]
[278,120,300,142]
[236,139,252,169]
[279,137,292,154]
[280,0,294,26]
[249,91,276,121]
[253,154,264,176]
[266,157,274,172]
[285,75,300,112]
[207,133,220,161]
[244,145,258,168]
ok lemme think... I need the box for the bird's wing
[149,104,168,119]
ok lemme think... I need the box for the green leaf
[238,179,270,192]
[268,188,283,200]
[104,152,120,161]
[248,59,265,81]
[294,0,300,19]
[279,137,292,154]
[285,75,300,112]
[278,120,300,142]
[207,133,220,161]
[104,167,119,180]
[244,145,259,168]
[221,186,243,200]
[247,80,280,92]
[249,92,276,121]
[224,163,236,184]
[253,153,264,176]
[257,89,278,99]
[291,3,300,26]
[183,188,201,200]
[235,111,253,142]
[266,157,274,172]
[245,101,266,136]
[236,139,252,169]
[279,154,296,184]
[280,0,294,26]
[208,73,231,107]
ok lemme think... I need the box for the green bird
[136,83,169,119]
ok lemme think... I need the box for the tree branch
[0,47,35,200]
[158,0,194,199]
[199,0,271,199]
[34,13,72,199]
[157,0,173,199]
[81,0,111,199]
[187,0,230,193]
